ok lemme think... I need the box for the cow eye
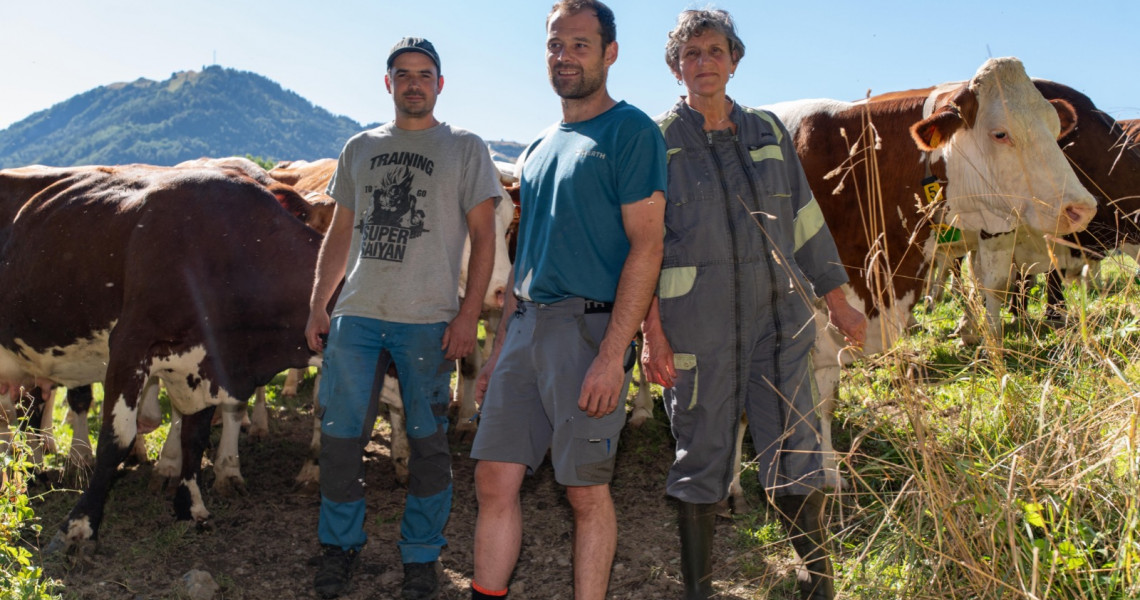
[992,130,1011,144]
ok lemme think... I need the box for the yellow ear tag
[928,129,942,148]
[921,176,943,204]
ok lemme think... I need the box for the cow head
[910,57,1095,236]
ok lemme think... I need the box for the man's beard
[395,94,434,118]
[550,64,605,100]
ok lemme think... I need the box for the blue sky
[2,0,1138,147]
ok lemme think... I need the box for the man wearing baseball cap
[307,35,502,600]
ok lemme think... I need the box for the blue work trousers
[317,315,454,564]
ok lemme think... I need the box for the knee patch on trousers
[407,429,451,498]
[320,433,367,504]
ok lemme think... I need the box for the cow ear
[911,110,960,151]
[1051,98,1078,139]
[911,88,977,151]
[267,168,302,186]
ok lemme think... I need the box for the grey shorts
[471,297,633,486]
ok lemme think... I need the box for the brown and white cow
[267,158,338,236]
[928,83,1140,322]
[749,57,1095,492]
[1010,85,1140,315]
[0,164,322,552]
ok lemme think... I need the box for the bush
[1,424,62,600]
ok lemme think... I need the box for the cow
[48,159,326,490]
[927,83,1140,322]
[1010,86,1140,317]
[0,164,323,552]
[268,158,338,237]
[735,57,1096,497]
[179,156,334,234]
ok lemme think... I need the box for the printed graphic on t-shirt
[357,155,433,262]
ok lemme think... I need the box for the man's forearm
[458,231,495,320]
[597,241,663,363]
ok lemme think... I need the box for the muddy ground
[28,381,806,600]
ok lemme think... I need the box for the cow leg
[925,243,965,310]
[294,372,322,493]
[249,386,269,440]
[379,374,410,486]
[20,384,52,470]
[212,399,247,496]
[452,311,502,439]
[452,350,480,440]
[629,334,654,428]
[962,234,1017,344]
[62,386,97,482]
[37,384,57,458]
[173,407,215,523]
[153,406,183,489]
[727,413,749,515]
[282,368,303,397]
[49,368,146,552]
[814,360,844,491]
[0,389,14,460]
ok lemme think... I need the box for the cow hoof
[149,473,177,496]
[294,479,320,495]
[824,473,847,492]
[727,494,749,516]
[294,462,320,493]
[449,428,477,445]
[248,424,269,440]
[44,530,97,557]
[213,475,246,497]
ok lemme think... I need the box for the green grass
[811,259,1140,598]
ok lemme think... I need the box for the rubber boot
[677,501,717,600]
[775,492,835,600]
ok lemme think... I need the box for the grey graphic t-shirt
[327,122,501,324]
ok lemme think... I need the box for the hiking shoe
[401,561,440,600]
[314,544,359,599]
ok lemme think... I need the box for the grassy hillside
[0,66,365,168]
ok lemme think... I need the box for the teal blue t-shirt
[514,101,667,304]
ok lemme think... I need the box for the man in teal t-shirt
[468,2,667,599]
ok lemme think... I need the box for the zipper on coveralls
[730,133,792,486]
[730,136,784,393]
[706,130,746,496]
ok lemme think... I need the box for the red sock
[471,581,508,599]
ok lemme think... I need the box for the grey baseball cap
[387,37,441,74]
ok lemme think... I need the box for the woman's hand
[824,287,867,348]
[641,328,677,388]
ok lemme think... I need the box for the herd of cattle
[0,56,1136,554]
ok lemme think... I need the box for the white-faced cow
[0,164,322,552]
[748,57,1095,493]
[925,82,1140,324]
[1008,83,1140,316]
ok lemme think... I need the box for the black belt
[583,300,614,314]
[513,295,614,314]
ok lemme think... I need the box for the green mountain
[0,66,524,170]
[0,66,368,168]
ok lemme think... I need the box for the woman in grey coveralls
[641,9,866,600]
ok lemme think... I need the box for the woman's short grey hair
[664,9,745,75]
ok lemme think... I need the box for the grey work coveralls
[655,99,848,502]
